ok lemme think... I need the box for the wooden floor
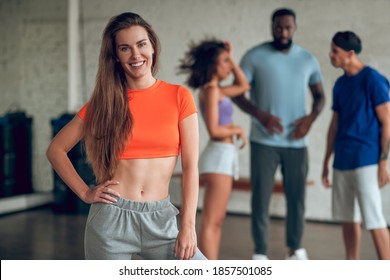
[0,205,380,260]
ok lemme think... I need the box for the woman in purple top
[179,39,249,259]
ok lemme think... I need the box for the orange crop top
[77,80,197,159]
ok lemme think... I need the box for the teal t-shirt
[240,42,323,148]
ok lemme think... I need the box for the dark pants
[250,142,308,255]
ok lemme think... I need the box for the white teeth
[131,61,144,67]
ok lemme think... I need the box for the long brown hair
[83,12,161,183]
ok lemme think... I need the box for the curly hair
[178,38,226,89]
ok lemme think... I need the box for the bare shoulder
[202,82,220,96]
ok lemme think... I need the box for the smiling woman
[46,12,206,260]
[115,26,156,88]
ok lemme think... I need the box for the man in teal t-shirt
[234,8,325,260]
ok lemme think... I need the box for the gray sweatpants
[85,196,206,260]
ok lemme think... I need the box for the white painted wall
[1,0,389,223]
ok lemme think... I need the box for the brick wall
[1,0,389,223]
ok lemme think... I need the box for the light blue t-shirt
[240,42,323,148]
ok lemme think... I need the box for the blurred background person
[322,31,390,260]
[233,8,325,260]
[179,38,249,259]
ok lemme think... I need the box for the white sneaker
[286,248,309,260]
[252,254,269,260]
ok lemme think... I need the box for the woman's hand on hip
[83,180,121,204]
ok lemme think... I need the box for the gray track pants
[85,196,206,260]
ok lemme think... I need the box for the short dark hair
[272,8,296,22]
[332,31,362,54]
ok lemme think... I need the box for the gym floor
[0,205,379,260]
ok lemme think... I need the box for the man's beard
[272,39,293,51]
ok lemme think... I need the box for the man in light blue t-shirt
[233,8,325,260]
[322,31,390,260]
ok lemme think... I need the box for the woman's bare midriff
[110,156,178,201]
[211,123,235,144]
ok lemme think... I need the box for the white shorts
[199,141,239,180]
[332,165,387,230]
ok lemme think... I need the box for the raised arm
[219,42,250,97]
[175,113,200,260]
[375,102,390,188]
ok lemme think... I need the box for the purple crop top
[200,95,234,125]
